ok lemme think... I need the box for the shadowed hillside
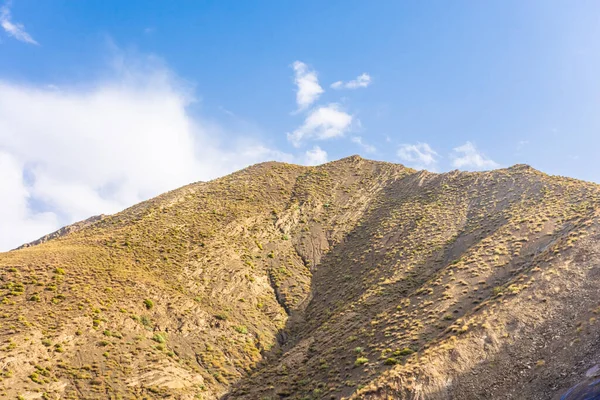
[1,156,600,399]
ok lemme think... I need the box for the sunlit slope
[2,156,600,399]
[0,156,411,399]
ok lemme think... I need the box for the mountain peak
[507,163,537,171]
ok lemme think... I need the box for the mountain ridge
[8,156,568,254]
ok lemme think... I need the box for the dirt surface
[1,156,600,399]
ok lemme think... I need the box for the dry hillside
[1,156,600,400]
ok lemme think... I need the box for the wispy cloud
[397,142,439,170]
[351,136,376,153]
[331,73,371,90]
[287,103,354,147]
[292,61,324,111]
[0,2,38,45]
[451,141,499,170]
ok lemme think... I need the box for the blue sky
[1,0,600,249]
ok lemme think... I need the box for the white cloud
[0,2,38,45]
[351,136,376,153]
[397,142,439,170]
[451,141,499,170]
[0,52,294,251]
[287,103,354,147]
[331,73,371,90]
[303,146,328,166]
[292,61,324,111]
[0,152,59,249]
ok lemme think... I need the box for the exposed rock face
[1,156,600,399]
[16,214,106,250]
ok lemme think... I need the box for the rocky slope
[1,156,600,399]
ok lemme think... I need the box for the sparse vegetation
[143,299,154,309]
[0,156,598,399]
[152,333,167,343]
[354,357,369,367]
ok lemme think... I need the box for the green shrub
[152,333,166,344]
[29,372,43,384]
[233,326,248,334]
[397,347,414,356]
[143,299,154,310]
[354,357,368,367]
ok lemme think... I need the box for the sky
[1,0,600,250]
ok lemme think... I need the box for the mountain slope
[1,156,600,399]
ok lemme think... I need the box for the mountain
[1,156,600,400]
